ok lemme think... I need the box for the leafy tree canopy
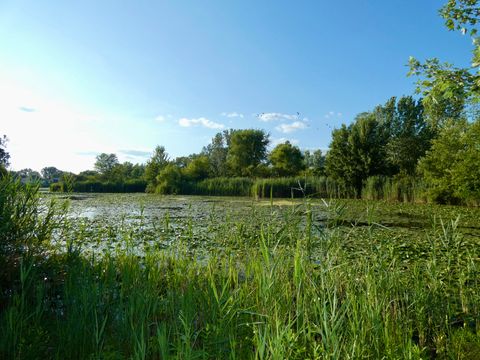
[41,167,64,182]
[202,130,232,177]
[226,129,269,177]
[269,141,305,177]
[303,149,325,176]
[0,135,10,168]
[419,118,480,204]
[145,146,169,186]
[376,96,433,175]
[409,0,480,128]
[94,153,119,175]
[183,155,211,181]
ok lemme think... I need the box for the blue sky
[0,0,473,172]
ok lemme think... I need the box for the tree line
[1,0,479,204]
[1,92,478,204]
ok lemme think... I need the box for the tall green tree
[269,141,305,177]
[94,153,119,176]
[155,164,183,194]
[0,135,10,169]
[349,113,389,189]
[325,125,353,187]
[381,96,433,175]
[14,169,42,183]
[182,155,211,181]
[41,167,64,183]
[202,131,231,177]
[325,113,389,195]
[303,149,325,176]
[145,146,169,191]
[226,129,269,176]
[419,118,480,204]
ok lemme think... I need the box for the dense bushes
[0,175,59,258]
[418,119,480,205]
[50,179,147,193]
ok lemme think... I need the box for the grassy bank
[2,175,480,358]
[51,175,436,205]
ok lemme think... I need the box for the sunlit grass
[1,177,479,359]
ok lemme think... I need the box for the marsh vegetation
[1,177,479,358]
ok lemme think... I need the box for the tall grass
[181,177,254,197]
[362,175,428,203]
[252,177,355,199]
[1,178,479,358]
[51,174,434,204]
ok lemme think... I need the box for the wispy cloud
[118,149,151,157]
[257,112,300,122]
[76,151,100,156]
[324,111,342,119]
[155,115,167,122]
[18,106,35,113]
[221,112,244,118]
[178,117,225,129]
[275,121,308,134]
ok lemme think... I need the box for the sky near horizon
[0,0,474,173]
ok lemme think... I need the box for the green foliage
[303,149,325,176]
[40,166,63,185]
[325,113,389,195]
[382,96,433,175]
[110,161,145,182]
[182,155,211,181]
[49,182,63,192]
[0,135,10,168]
[269,141,305,177]
[145,146,169,191]
[226,129,269,176]
[252,176,353,199]
[0,174,61,259]
[419,118,480,204]
[202,131,231,177]
[408,1,480,131]
[441,0,480,36]
[454,119,480,202]
[408,58,471,129]
[362,175,427,203]
[1,193,479,358]
[94,153,119,176]
[155,163,183,194]
[326,97,433,195]
[61,179,147,193]
[11,169,43,185]
[324,124,351,184]
[182,177,253,196]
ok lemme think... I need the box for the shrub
[0,174,61,259]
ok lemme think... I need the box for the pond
[43,193,480,259]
